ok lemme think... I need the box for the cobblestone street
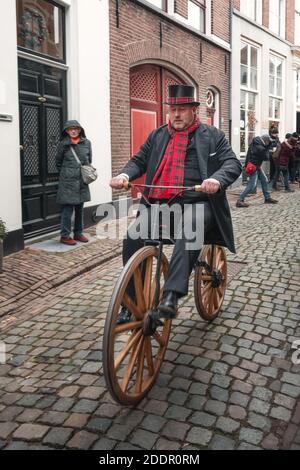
[0,188,299,450]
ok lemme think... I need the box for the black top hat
[165,85,200,106]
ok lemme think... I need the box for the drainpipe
[229,0,233,145]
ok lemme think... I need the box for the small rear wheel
[194,245,227,321]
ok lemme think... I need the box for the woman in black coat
[56,120,92,245]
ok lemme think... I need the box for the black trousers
[123,200,215,297]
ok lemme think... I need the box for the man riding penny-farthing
[104,85,242,405]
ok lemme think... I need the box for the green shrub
[0,218,8,241]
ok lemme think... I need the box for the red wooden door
[130,64,185,198]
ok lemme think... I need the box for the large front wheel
[103,246,170,406]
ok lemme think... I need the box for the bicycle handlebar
[123,181,202,192]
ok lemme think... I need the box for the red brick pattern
[262,0,270,28]
[286,0,295,43]
[174,0,188,19]
[211,0,231,43]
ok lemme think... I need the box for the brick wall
[262,0,270,28]
[174,0,188,19]
[286,0,295,43]
[211,0,231,43]
[109,0,230,197]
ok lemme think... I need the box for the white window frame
[240,41,259,92]
[144,0,168,11]
[170,0,206,34]
[240,0,262,24]
[269,53,284,130]
[296,0,300,45]
[269,0,286,38]
[240,41,260,156]
[297,68,300,105]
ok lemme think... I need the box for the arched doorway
[130,64,187,197]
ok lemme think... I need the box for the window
[269,0,285,37]
[145,0,167,10]
[187,1,206,33]
[240,42,258,90]
[240,91,257,153]
[296,0,300,45]
[269,54,283,128]
[240,42,259,154]
[240,0,262,24]
[16,0,65,61]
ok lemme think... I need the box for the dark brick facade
[109,0,231,197]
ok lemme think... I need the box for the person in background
[288,132,299,184]
[236,135,278,208]
[268,127,280,183]
[294,136,300,184]
[272,133,298,193]
[56,120,92,245]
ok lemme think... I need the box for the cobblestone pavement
[0,187,299,450]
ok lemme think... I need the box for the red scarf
[71,136,81,145]
[149,117,200,199]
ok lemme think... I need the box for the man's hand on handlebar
[201,178,221,194]
[110,175,129,189]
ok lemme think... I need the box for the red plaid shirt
[149,117,200,199]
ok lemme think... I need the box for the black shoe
[236,199,249,208]
[265,198,278,204]
[285,188,295,193]
[158,291,178,319]
[116,306,131,325]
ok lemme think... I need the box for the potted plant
[0,218,7,274]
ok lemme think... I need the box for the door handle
[20,145,24,151]
[38,96,47,103]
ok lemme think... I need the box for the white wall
[67,0,112,207]
[0,0,112,240]
[0,0,22,232]
[231,14,295,158]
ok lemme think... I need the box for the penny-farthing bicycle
[103,182,227,405]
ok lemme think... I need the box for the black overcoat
[56,120,92,206]
[121,123,242,253]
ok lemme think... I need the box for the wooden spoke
[114,321,143,335]
[213,247,222,270]
[218,260,225,271]
[217,285,224,297]
[143,257,153,309]
[201,274,212,282]
[114,329,143,370]
[212,288,219,310]
[145,337,155,376]
[153,331,165,347]
[133,267,146,312]
[135,338,147,394]
[201,282,212,296]
[123,293,142,320]
[121,335,144,393]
